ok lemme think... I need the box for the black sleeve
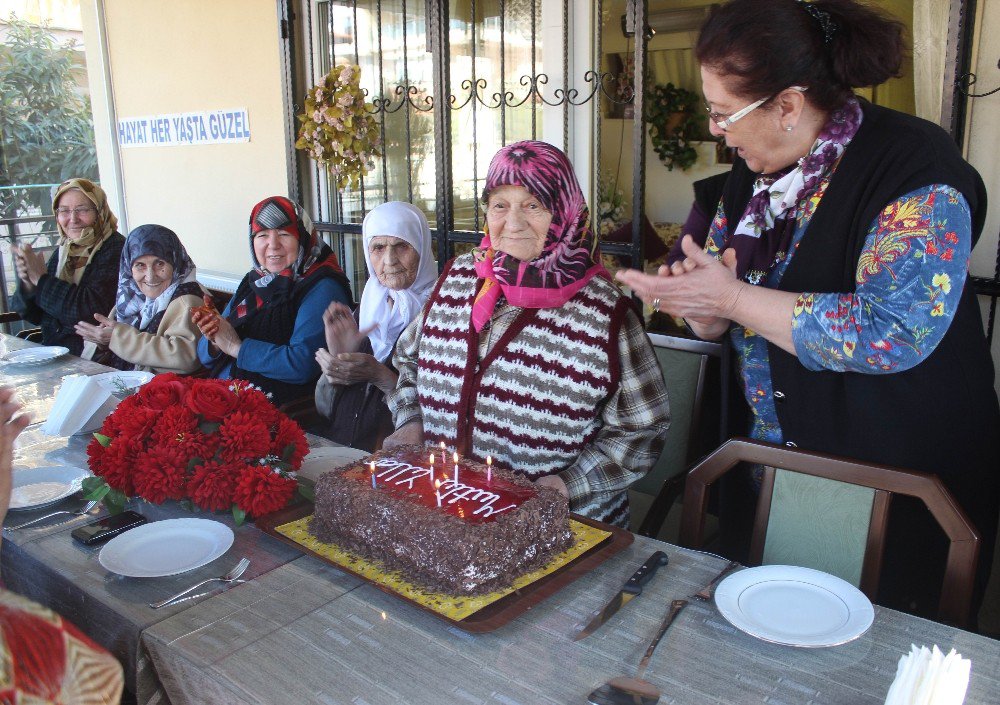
[32,234,124,327]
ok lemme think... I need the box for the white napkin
[40,375,117,437]
[884,644,971,705]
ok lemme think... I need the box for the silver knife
[573,550,670,641]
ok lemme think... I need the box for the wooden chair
[678,437,980,627]
[0,311,41,341]
[630,333,722,539]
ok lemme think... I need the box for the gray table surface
[3,336,999,704]
[137,537,1000,705]
[0,337,330,695]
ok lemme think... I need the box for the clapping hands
[191,294,242,358]
[315,302,396,393]
[74,313,115,347]
[615,235,743,334]
[12,244,47,290]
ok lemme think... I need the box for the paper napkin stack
[884,644,971,705]
[40,375,117,437]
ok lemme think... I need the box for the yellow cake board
[274,516,611,621]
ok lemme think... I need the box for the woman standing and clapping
[616,0,1000,622]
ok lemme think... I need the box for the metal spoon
[587,599,688,705]
[4,500,99,531]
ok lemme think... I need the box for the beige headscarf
[52,178,119,284]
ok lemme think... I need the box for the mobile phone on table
[71,510,147,545]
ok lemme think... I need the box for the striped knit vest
[418,254,628,480]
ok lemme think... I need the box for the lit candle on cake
[429,453,435,483]
[453,451,459,485]
[370,461,376,489]
[435,479,442,508]
[486,455,492,483]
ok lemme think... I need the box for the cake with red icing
[309,445,574,595]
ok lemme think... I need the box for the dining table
[1,333,998,705]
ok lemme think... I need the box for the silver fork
[694,560,740,601]
[149,557,251,609]
[4,500,99,531]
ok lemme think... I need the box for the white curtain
[913,0,952,125]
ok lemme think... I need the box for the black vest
[721,102,999,615]
[226,275,323,405]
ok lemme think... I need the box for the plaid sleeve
[385,308,426,430]
[559,308,670,512]
[34,235,124,327]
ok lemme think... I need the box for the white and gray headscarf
[359,202,437,362]
[115,224,198,331]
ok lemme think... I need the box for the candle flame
[429,453,434,465]
[486,455,492,466]
[453,451,458,463]
[440,441,446,450]
[435,479,442,489]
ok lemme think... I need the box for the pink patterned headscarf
[471,140,608,331]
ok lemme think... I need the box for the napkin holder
[40,375,119,437]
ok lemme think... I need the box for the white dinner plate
[90,370,155,396]
[99,518,234,578]
[298,445,370,483]
[2,346,70,366]
[10,465,91,510]
[714,565,874,648]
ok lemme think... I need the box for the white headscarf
[359,202,437,362]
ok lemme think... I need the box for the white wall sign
[117,108,251,147]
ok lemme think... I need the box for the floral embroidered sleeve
[791,185,971,373]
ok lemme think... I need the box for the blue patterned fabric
[705,182,972,444]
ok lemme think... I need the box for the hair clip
[795,0,837,44]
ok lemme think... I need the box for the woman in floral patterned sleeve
[617,0,999,626]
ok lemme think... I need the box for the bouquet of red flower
[84,374,308,523]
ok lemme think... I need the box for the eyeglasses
[705,86,808,131]
[55,206,96,217]
[705,95,773,131]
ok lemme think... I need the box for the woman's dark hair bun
[696,0,906,111]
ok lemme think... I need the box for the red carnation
[218,412,271,463]
[188,460,238,511]
[232,464,297,517]
[271,416,307,468]
[234,386,275,417]
[186,380,239,422]
[94,436,141,495]
[138,376,189,410]
[116,406,159,446]
[131,449,187,504]
[86,436,106,475]
[152,405,199,445]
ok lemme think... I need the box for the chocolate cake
[309,445,574,595]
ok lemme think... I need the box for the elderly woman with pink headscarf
[384,141,669,527]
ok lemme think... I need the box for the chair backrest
[630,334,720,537]
[678,437,980,627]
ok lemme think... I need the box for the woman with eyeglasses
[11,179,125,356]
[617,0,999,625]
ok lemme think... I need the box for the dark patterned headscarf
[229,196,350,325]
[471,140,608,331]
[116,224,199,331]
